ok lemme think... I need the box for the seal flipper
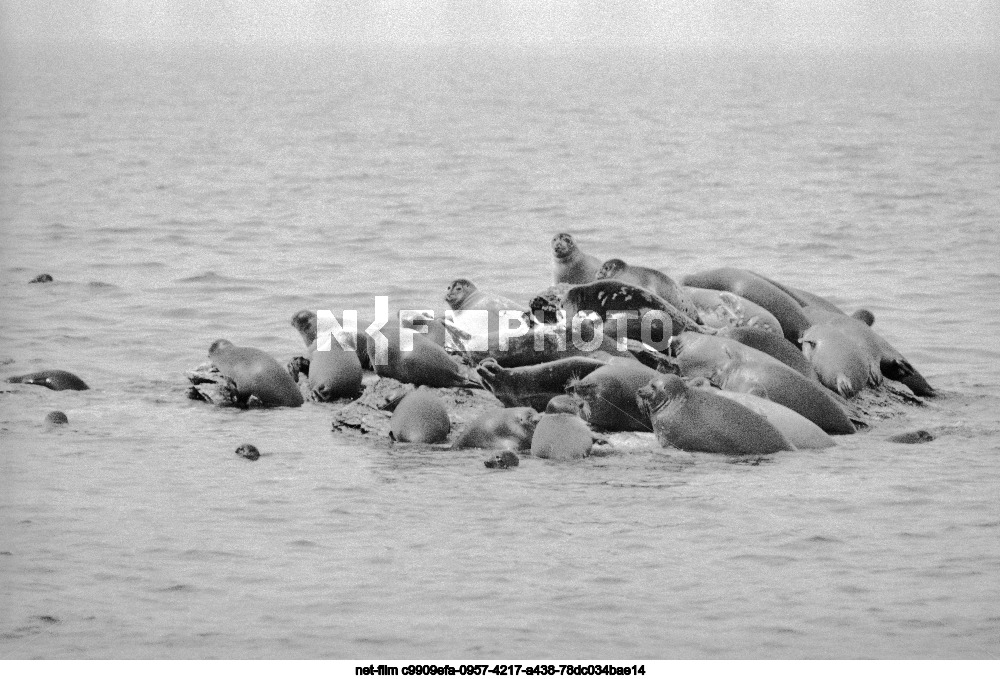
[880,357,935,397]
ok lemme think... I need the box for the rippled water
[1,45,999,659]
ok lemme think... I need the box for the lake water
[1,44,999,659]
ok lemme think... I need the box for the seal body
[530,413,593,460]
[445,279,527,315]
[719,326,818,380]
[552,233,602,284]
[484,451,520,468]
[8,370,89,391]
[563,281,702,350]
[208,340,304,407]
[712,351,856,435]
[368,323,480,389]
[638,375,793,455]
[292,309,371,371]
[803,310,935,397]
[457,323,633,369]
[597,259,701,322]
[453,407,538,451]
[705,388,836,450]
[389,390,451,443]
[44,411,69,425]
[566,360,660,432]
[801,323,882,398]
[476,356,607,411]
[306,339,364,401]
[685,287,784,337]
[681,268,812,346]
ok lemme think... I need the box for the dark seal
[8,370,89,391]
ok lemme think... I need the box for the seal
[368,322,481,389]
[887,430,934,444]
[710,348,856,435]
[7,370,89,391]
[562,280,704,350]
[476,356,608,411]
[291,309,371,371]
[452,407,538,451]
[681,268,813,345]
[530,413,593,460]
[454,321,634,369]
[565,360,661,432]
[389,390,451,443]
[552,233,603,284]
[684,287,784,337]
[303,338,364,401]
[691,382,836,450]
[637,374,793,455]
[44,411,69,426]
[29,274,54,283]
[596,259,701,322]
[545,394,586,416]
[484,451,520,469]
[235,444,261,460]
[718,326,818,380]
[801,323,882,398]
[802,309,935,397]
[445,279,528,315]
[207,339,304,407]
[851,309,876,327]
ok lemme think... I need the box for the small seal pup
[638,374,793,455]
[596,259,701,322]
[208,339,304,407]
[453,407,538,451]
[552,233,603,284]
[530,413,594,460]
[389,390,451,443]
[7,370,89,391]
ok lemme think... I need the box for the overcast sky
[1,0,997,52]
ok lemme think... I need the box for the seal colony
[183,232,937,463]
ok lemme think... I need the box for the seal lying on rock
[562,280,704,351]
[638,374,793,455]
[208,340,304,407]
[7,369,89,391]
[684,287,784,337]
[596,258,701,322]
[476,356,608,411]
[565,360,661,432]
[681,268,812,346]
[369,322,482,389]
[389,390,451,443]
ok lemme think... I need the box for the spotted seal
[552,233,602,284]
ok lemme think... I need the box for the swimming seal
[681,268,813,346]
[684,287,784,337]
[563,281,704,350]
[565,360,661,432]
[235,444,261,461]
[530,413,593,460]
[476,356,607,411]
[7,370,89,391]
[484,451,520,469]
[44,411,69,426]
[29,274,54,283]
[596,259,701,322]
[552,233,603,284]
[208,339,304,407]
[389,390,451,443]
[452,407,538,451]
[638,374,793,455]
[368,322,481,389]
